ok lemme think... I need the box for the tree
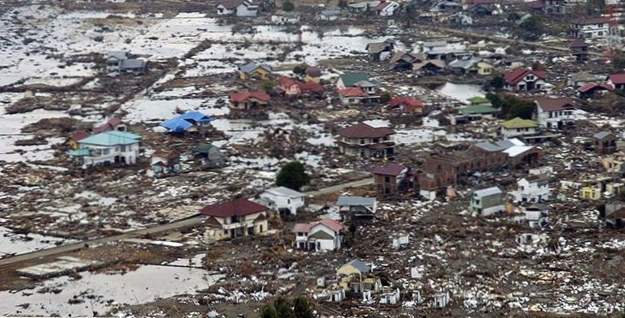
[273,297,295,318]
[500,94,535,119]
[262,80,276,92]
[282,0,295,11]
[293,64,308,75]
[293,297,314,318]
[486,93,503,108]
[518,15,544,41]
[261,304,279,318]
[276,161,310,191]
[613,51,625,71]
[489,75,505,90]
[380,92,392,104]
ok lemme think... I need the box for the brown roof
[230,90,270,103]
[504,68,545,85]
[609,73,625,85]
[371,163,406,176]
[293,219,344,233]
[533,96,575,112]
[338,87,366,97]
[93,117,123,134]
[70,130,89,141]
[199,198,266,218]
[338,122,394,139]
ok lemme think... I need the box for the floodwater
[0,265,224,316]
[437,82,485,104]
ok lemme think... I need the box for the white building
[271,11,301,24]
[259,186,305,215]
[501,117,538,138]
[533,96,576,129]
[376,1,400,16]
[470,186,505,216]
[571,17,610,39]
[513,176,551,203]
[69,131,141,168]
[293,219,344,252]
[217,0,258,17]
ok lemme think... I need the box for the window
[102,149,110,155]
[223,230,228,235]
[120,145,126,152]
[360,139,365,144]
[385,176,390,183]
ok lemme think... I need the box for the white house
[500,117,538,138]
[513,176,550,203]
[571,17,610,39]
[503,67,546,92]
[533,96,575,129]
[69,131,141,168]
[470,186,505,216]
[259,186,305,215]
[376,1,400,16]
[293,219,344,252]
[217,0,258,17]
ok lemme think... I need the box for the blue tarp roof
[161,117,193,133]
[179,111,213,123]
[161,111,214,133]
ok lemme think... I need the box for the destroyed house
[337,123,394,159]
[93,117,126,134]
[371,163,415,198]
[150,150,181,176]
[201,198,269,241]
[388,51,423,72]
[193,143,225,168]
[337,196,377,220]
[607,73,625,91]
[594,131,617,155]
[600,201,625,228]
[387,96,424,113]
[366,40,394,62]
[293,219,344,252]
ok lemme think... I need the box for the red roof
[503,68,545,85]
[388,96,424,112]
[93,117,123,134]
[578,82,613,93]
[338,122,394,139]
[376,1,390,10]
[609,73,625,85]
[300,81,324,93]
[533,96,575,112]
[278,76,300,89]
[200,198,267,218]
[293,219,344,233]
[70,130,89,141]
[229,90,270,103]
[371,163,406,176]
[338,87,366,97]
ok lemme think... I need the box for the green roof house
[69,131,142,168]
[501,117,538,138]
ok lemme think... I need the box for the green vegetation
[282,0,295,11]
[276,161,310,191]
[260,297,314,318]
[486,93,535,119]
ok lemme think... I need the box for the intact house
[366,40,394,62]
[570,17,610,39]
[371,163,416,199]
[470,186,505,216]
[337,196,377,221]
[229,90,270,114]
[533,96,576,129]
[201,198,269,241]
[69,131,141,168]
[503,67,546,92]
[501,117,538,138]
[293,219,344,252]
[160,111,213,134]
[106,51,147,74]
[336,72,380,102]
[338,87,368,105]
[512,176,551,203]
[259,186,305,216]
[337,122,394,159]
[150,150,182,177]
[594,131,617,155]
[216,0,258,17]
[578,82,613,99]
[376,1,400,16]
[238,63,272,80]
[193,143,226,168]
[454,104,498,123]
[271,11,301,24]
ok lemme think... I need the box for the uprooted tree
[276,161,310,191]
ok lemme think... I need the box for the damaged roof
[338,122,394,138]
[371,163,406,176]
[200,198,266,218]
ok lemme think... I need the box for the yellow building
[580,186,601,200]
[238,63,272,80]
[477,62,494,75]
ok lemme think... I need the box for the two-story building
[259,186,305,216]
[500,117,538,138]
[201,198,269,241]
[470,186,505,216]
[69,131,141,168]
[371,163,415,199]
[513,176,551,203]
[293,219,344,252]
[533,96,576,129]
[337,122,395,159]
[503,67,546,92]
[571,17,610,39]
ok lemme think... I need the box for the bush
[380,92,392,104]
[283,0,295,11]
[276,161,310,191]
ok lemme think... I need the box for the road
[0,177,374,267]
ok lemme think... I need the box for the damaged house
[259,186,305,216]
[150,150,182,177]
[337,195,377,221]
[371,162,416,199]
[366,40,394,62]
[470,186,505,216]
[293,219,344,252]
[337,122,394,159]
[201,198,269,241]
[337,259,381,294]
[193,143,226,168]
[216,0,258,17]
[600,201,625,228]
[229,90,271,114]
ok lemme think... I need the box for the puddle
[0,265,224,316]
